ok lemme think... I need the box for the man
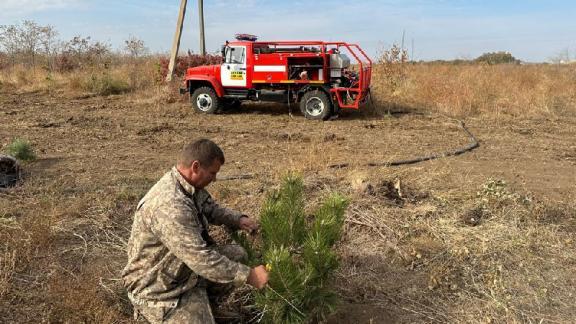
[122,139,268,323]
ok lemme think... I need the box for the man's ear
[191,160,200,173]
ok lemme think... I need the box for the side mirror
[221,45,226,60]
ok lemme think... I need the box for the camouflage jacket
[122,167,251,307]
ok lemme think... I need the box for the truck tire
[191,86,222,114]
[300,90,332,120]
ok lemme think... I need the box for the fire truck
[181,35,372,120]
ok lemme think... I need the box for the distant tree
[0,20,59,67]
[0,24,19,64]
[19,21,44,66]
[124,36,148,57]
[123,36,148,90]
[475,51,520,65]
[57,36,111,70]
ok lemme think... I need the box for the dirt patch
[136,123,174,136]
[328,304,395,323]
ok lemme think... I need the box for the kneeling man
[123,139,268,323]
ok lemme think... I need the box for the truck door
[221,46,247,87]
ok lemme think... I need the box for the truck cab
[221,42,249,88]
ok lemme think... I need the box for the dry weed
[371,64,576,117]
[337,173,576,323]
[0,249,16,297]
[2,59,574,119]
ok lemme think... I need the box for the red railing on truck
[326,42,372,109]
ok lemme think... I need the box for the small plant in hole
[5,138,36,162]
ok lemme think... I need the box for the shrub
[376,44,409,99]
[157,52,222,80]
[5,138,36,161]
[85,72,130,95]
[475,51,520,65]
[377,44,409,64]
[55,36,112,72]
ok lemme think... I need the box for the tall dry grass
[2,59,575,119]
[0,59,161,96]
[371,64,576,117]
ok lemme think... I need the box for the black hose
[216,104,481,178]
[220,117,480,177]
[369,119,479,166]
[329,118,480,169]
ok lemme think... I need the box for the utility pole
[198,0,206,56]
[166,0,187,82]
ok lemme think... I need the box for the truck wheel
[191,87,222,114]
[300,90,332,120]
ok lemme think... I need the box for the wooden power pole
[166,0,187,82]
[198,0,206,56]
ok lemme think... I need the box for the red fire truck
[181,35,372,120]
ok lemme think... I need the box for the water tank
[330,54,351,69]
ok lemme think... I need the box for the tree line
[0,20,148,71]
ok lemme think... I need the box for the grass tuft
[84,72,130,96]
[5,138,36,162]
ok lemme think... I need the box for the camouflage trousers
[134,244,248,324]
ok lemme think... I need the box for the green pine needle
[231,231,259,266]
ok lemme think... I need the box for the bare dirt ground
[1,89,575,323]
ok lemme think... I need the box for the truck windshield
[225,46,245,64]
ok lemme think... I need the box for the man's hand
[238,216,259,234]
[247,265,269,289]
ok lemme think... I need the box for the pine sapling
[244,174,348,323]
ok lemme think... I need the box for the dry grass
[0,249,16,297]
[337,173,576,323]
[2,60,576,117]
[1,61,575,323]
[0,59,160,96]
[371,64,576,117]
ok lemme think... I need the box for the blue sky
[1,0,575,62]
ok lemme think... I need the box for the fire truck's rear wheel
[300,90,332,120]
[191,87,222,114]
